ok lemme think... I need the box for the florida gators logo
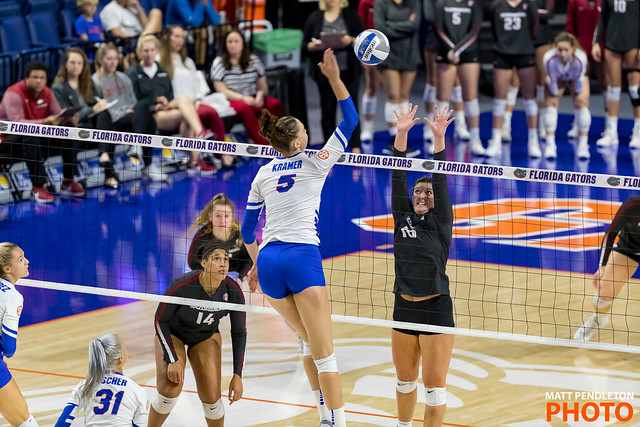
[422,161,435,170]
[161,137,173,147]
[514,169,527,179]
[352,198,621,252]
[0,123,7,131]
[607,177,621,187]
[17,305,22,317]
[78,130,90,139]
[337,154,346,163]
[246,146,259,155]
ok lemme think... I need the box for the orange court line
[10,367,472,426]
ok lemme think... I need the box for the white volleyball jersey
[0,277,23,358]
[247,130,348,249]
[56,372,148,427]
[543,48,588,95]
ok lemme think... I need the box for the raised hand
[393,103,420,135]
[425,104,454,140]
[318,48,340,81]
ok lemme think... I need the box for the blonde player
[241,49,357,427]
[0,243,38,427]
[541,32,590,159]
[55,333,147,426]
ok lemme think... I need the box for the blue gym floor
[3,111,639,327]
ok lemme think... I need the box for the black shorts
[437,49,479,64]
[424,25,440,53]
[392,293,454,336]
[613,239,640,264]
[493,52,535,70]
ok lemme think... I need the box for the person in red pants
[211,29,283,145]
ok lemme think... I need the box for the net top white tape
[1,120,638,190]
[18,278,640,355]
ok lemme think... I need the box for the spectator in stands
[164,0,219,66]
[100,0,163,38]
[1,62,84,202]
[159,25,235,167]
[126,34,217,175]
[303,0,362,152]
[93,43,161,186]
[75,0,104,42]
[566,0,605,138]
[374,0,421,157]
[211,29,284,146]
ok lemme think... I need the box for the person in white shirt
[55,333,148,427]
[240,49,357,427]
[100,0,162,38]
[0,243,38,427]
[541,32,590,159]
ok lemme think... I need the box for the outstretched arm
[393,103,420,152]
[318,48,349,101]
[425,105,454,153]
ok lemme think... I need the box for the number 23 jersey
[490,0,539,55]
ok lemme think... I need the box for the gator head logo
[0,123,7,131]
[337,154,346,163]
[0,175,9,190]
[422,161,435,171]
[78,130,90,139]
[246,146,259,155]
[607,177,621,187]
[161,137,173,147]
[514,169,527,179]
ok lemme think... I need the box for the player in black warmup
[433,0,483,155]
[592,0,640,148]
[575,195,640,341]
[149,242,246,427]
[391,104,455,427]
[487,0,540,158]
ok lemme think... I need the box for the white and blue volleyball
[354,30,390,65]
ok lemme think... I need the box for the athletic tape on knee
[577,107,591,132]
[524,99,538,116]
[396,378,418,394]
[507,86,519,106]
[536,85,545,103]
[202,398,225,420]
[18,415,38,427]
[152,394,179,414]
[594,293,612,309]
[608,86,621,101]
[302,340,311,357]
[493,99,507,117]
[385,102,401,122]
[362,94,377,116]
[423,84,436,103]
[314,353,338,374]
[630,85,640,106]
[464,99,479,117]
[425,387,447,406]
[451,85,463,103]
[544,107,558,132]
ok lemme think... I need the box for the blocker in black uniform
[390,104,455,427]
[575,195,640,342]
[434,0,483,63]
[594,0,640,53]
[149,242,246,426]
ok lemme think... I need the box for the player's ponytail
[0,242,18,278]
[79,333,123,408]
[259,110,300,155]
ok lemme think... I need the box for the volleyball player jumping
[391,104,455,427]
[241,49,357,427]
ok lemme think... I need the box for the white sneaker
[360,121,374,141]
[567,123,579,138]
[501,122,512,142]
[142,163,169,182]
[528,138,542,158]
[484,138,502,157]
[455,123,471,140]
[574,314,609,342]
[470,138,485,156]
[423,125,434,142]
[630,130,640,149]
[576,142,591,159]
[596,130,619,147]
[544,141,557,159]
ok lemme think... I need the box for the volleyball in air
[354,30,390,65]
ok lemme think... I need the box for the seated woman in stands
[211,29,283,145]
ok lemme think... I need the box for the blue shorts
[0,356,11,389]
[257,242,326,299]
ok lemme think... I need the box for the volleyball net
[2,120,640,354]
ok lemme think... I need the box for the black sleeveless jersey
[594,0,640,52]
[600,196,640,265]
[490,0,539,55]
[434,0,483,55]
